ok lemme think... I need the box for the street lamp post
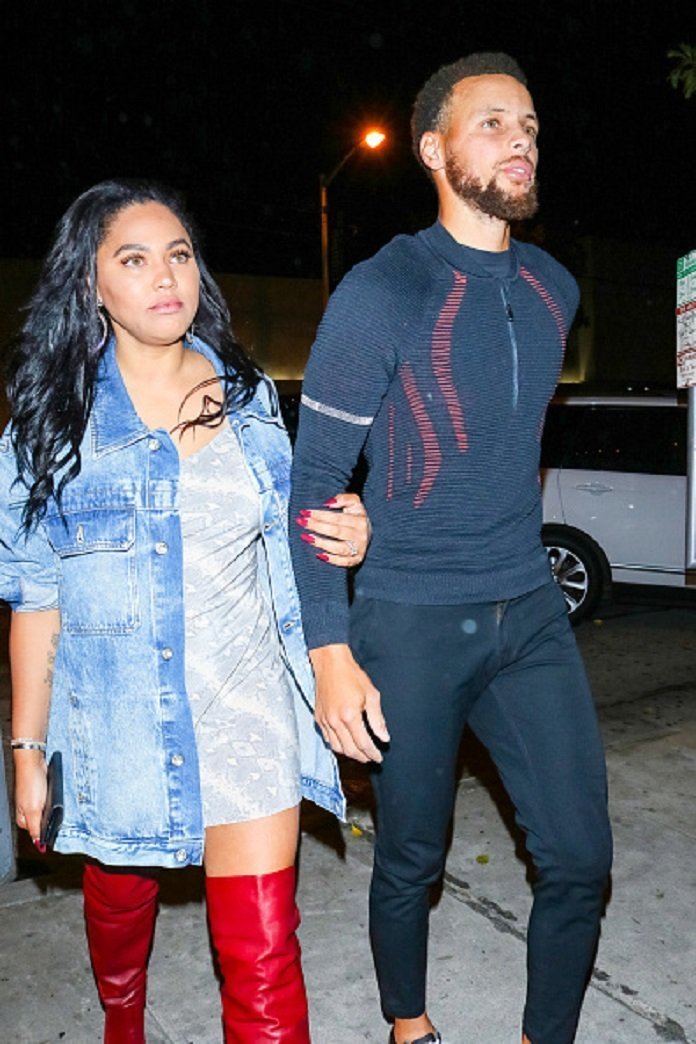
[320,129,386,307]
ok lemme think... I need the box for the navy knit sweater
[290,221,579,649]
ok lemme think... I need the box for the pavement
[1,600,695,1043]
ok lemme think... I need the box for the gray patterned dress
[179,423,301,826]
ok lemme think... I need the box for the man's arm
[289,267,396,762]
[289,267,396,645]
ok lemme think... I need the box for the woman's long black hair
[7,179,262,531]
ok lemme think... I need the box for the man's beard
[445,153,539,222]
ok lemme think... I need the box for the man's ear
[419,131,445,173]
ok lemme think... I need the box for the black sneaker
[388,1030,442,1044]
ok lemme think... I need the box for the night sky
[3,0,694,281]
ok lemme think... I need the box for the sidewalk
[1,727,694,1042]
[1,606,695,1042]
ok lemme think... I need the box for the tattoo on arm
[42,631,60,687]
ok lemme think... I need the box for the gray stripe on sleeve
[301,393,374,426]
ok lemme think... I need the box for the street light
[320,128,386,306]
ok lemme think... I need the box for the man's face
[435,73,540,222]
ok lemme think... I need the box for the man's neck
[437,198,511,252]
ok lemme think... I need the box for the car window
[540,405,582,468]
[541,405,686,476]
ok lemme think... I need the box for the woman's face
[95,201,200,350]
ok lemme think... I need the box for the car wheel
[541,524,606,625]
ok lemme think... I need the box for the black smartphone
[39,751,64,848]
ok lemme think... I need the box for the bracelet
[11,738,47,752]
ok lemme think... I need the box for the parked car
[541,394,689,623]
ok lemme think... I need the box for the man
[290,53,612,1044]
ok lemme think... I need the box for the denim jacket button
[171,753,184,767]
[175,848,187,863]
[149,439,160,452]
[282,620,294,632]
[161,647,174,660]
[155,541,169,555]
[263,520,274,532]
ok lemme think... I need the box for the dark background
[3,0,694,283]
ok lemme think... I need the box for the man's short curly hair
[411,52,528,167]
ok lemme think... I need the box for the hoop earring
[96,305,109,350]
[185,323,195,346]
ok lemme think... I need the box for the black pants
[350,580,612,1044]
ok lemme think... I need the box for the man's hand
[309,643,389,763]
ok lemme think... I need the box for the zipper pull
[506,302,514,321]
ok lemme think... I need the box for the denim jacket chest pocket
[44,507,140,634]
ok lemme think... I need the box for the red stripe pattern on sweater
[432,271,469,452]
[400,361,442,508]
[519,267,568,346]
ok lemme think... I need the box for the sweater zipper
[500,285,519,408]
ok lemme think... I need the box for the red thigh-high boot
[205,866,310,1043]
[83,862,160,1044]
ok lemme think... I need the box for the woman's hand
[295,492,372,568]
[14,749,48,851]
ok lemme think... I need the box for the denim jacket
[0,338,345,868]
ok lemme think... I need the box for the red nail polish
[316,552,330,561]
[323,497,338,507]
[300,533,316,544]
[34,840,46,854]
[298,509,312,517]
[294,516,309,527]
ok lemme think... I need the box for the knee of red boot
[84,862,159,912]
[206,866,301,953]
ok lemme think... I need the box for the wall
[570,237,678,387]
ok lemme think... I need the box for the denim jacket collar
[90,340,150,458]
[89,337,271,458]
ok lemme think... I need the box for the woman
[0,180,369,1043]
